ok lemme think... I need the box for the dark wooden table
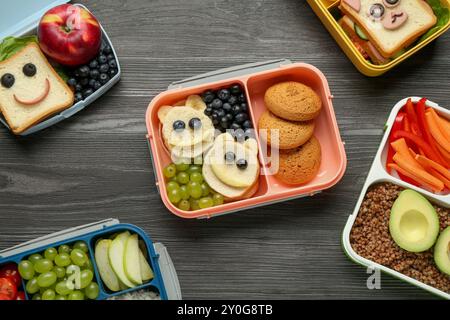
[0,0,449,299]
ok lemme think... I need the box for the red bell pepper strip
[415,98,448,167]
[405,98,421,136]
[386,112,405,173]
[392,130,446,167]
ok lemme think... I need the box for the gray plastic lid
[0,0,69,41]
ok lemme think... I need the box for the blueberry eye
[173,120,186,131]
[224,152,236,163]
[383,0,399,7]
[189,117,202,130]
[23,63,37,77]
[369,3,385,19]
[1,73,15,88]
[236,159,248,170]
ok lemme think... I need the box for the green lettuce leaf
[420,0,450,42]
[0,36,38,61]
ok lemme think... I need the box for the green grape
[190,172,203,183]
[73,241,89,253]
[166,181,180,192]
[58,245,71,254]
[188,181,202,199]
[179,185,190,200]
[83,258,94,271]
[190,198,200,211]
[168,176,178,183]
[55,295,67,300]
[18,260,35,280]
[68,290,84,300]
[168,188,182,204]
[42,289,56,300]
[177,199,190,211]
[34,258,53,274]
[175,162,190,172]
[28,253,43,264]
[37,271,57,287]
[32,293,41,300]
[79,270,94,289]
[201,183,210,197]
[44,247,58,261]
[84,282,99,300]
[26,278,40,294]
[187,165,202,175]
[213,193,224,206]
[199,197,214,209]
[53,266,66,278]
[55,253,71,267]
[176,172,190,185]
[55,281,73,296]
[163,164,177,178]
[70,249,87,266]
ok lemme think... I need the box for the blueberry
[231,105,242,115]
[108,68,118,77]
[222,103,232,113]
[98,55,108,64]
[90,69,100,79]
[189,117,202,130]
[107,54,115,61]
[93,81,102,90]
[238,93,246,102]
[217,109,226,118]
[242,120,253,129]
[82,88,94,99]
[217,89,231,101]
[228,95,238,105]
[220,117,229,129]
[236,159,248,170]
[233,129,245,141]
[78,66,90,78]
[234,113,248,124]
[102,45,112,55]
[108,60,117,69]
[80,77,89,87]
[244,128,255,139]
[204,107,213,116]
[75,84,83,92]
[23,63,37,77]
[99,64,109,73]
[202,90,215,103]
[99,73,110,84]
[89,60,99,69]
[89,79,97,88]
[67,78,77,87]
[230,84,241,95]
[212,118,219,126]
[226,113,233,121]
[173,120,186,131]
[211,113,220,121]
[211,98,223,109]
[224,152,235,163]
[240,103,248,112]
[74,92,83,103]
[230,123,241,131]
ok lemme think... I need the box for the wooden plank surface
[0,0,449,299]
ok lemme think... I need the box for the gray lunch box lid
[0,218,182,300]
[0,0,121,136]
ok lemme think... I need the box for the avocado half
[434,227,450,276]
[389,189,440,253]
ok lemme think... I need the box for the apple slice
[139,248,154,282]
[124,234,143,285]
[108,231,135,288]
[94,239,121,292]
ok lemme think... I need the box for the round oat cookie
[258,110,315,149]
[264,81,322,121]
[275,136,321,185]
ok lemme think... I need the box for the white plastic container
[342,97,449,299]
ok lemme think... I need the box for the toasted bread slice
[0,43,74,134]
[340,0,437,58]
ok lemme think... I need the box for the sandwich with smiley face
[339,0,437,64]
[0,43,74,134]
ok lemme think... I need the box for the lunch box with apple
[145,59,347,219]
[342,97,449,299]
[0,0,120,136]
[0,219,182,300]
[307,0,450,76]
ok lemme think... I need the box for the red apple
[38,4,102,66]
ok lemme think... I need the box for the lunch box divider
[342,97,449,299]
[0,0,121,136]
[0,219,182,300]
[146,59,347,219]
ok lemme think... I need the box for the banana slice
[186,95,207,112]
[157,105,173,122]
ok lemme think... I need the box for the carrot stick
[391,139,424,170]
[428,108,450,143]
[415,154,450,181]
[388,164,442,193]
[436,143,450,164]
[425,112,450,152]
[393,153,444,191]
[403,116,411,132]
[429,168,450,189]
